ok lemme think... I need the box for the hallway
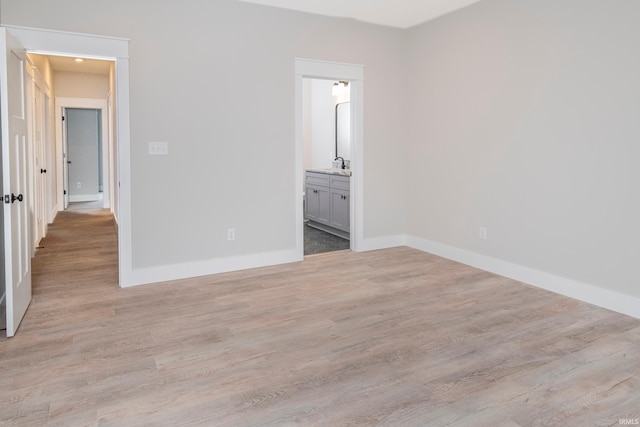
[31,209,119,303]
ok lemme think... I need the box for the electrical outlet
[227,228,235,241]
[479,226,487,241]
[76,182,81,189]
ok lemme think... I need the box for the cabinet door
[306,185,331,226]
[305,185,319,221]
[330,188,350,232]
[316,186,331,225]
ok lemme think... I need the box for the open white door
[62,107,69,209]
[1,28,32,337]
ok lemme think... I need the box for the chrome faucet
[334,157,345,169]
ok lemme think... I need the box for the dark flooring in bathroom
[304,224,350,256]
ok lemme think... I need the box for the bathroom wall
[303,78,351,171]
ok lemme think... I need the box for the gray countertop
[306,168,352,177]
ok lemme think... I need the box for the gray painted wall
[405,0,640,298]
[0,0,408,268]
[2,0,637,301]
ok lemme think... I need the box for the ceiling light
[332,81,349,97]
[74,58,84,63]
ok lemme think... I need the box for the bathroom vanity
[305,169,350,239]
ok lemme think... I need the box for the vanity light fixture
[332,80,349,97]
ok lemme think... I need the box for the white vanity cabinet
[305,171,350,239]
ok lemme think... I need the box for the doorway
[2,25,131,336]
[302,77,351,255]
[6,25,131,288]
[294,58,364,259]
[64,108,103,209]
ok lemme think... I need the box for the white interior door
[1,28,32,337]
[33,81,47,246]
[62,107,69,209]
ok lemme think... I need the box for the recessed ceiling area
[43,55,112,75]
[236,0,483,29]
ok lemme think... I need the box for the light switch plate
[149,141,168,155]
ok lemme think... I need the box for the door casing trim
[4,25,132,287]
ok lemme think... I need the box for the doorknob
[40,168,47,173]
[67,161,72,164]
[11,193,23,203]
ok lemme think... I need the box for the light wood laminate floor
[1,210,639,426]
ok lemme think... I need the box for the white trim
[5,26,131,288]
[407,236,640,320]
[123,249,299,288]
[115,58,132,287]
[3,26,128,59]
[295,58,364,81]
[294,58,365,257]
[69,194,100,202]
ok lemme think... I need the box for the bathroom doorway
[302,78,351,255]
[294,58,364,259]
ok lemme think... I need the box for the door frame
[294,58,364,256]
[55,99,109,209]
[4,25,132,287]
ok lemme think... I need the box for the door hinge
[62,116,65,121]
[4,195,10,204]
[63,190,67,195]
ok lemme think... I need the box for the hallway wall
[54,71,108,99]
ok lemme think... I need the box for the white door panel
[1,28,32,337]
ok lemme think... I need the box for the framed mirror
[335,102,351,162]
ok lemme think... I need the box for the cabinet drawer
[330,175,350,191]
[306,172,330,187]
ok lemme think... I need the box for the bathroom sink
[306,168,352,176]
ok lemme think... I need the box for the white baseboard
[69,194,99,202]
[122,249,302,288]
[121,231,640,320]
[49,205,58,224]
[406,235,640,320]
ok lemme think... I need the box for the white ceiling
[236,0,483,29]
[46,55,112,75]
